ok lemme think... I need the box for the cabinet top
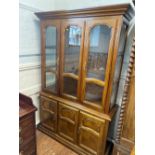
[35,3,134,21]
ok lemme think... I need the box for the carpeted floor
[36,130,78,155]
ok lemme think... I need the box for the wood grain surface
[37,130,78,155]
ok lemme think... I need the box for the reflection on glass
[45,26,57,93]
[85,83,103,105]
[68,26,81,46]
[86,25,111,81]
[63,77,77,97]
[64,25,82,75]
[110,25,127,109]
[118,24,127,54]
[110,56,123,108]
[110,82,118,107]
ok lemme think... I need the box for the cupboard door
[40,96,57,132]
[41,20,60,94]
[78,112,105,155]
[81,17,117,110]
[58,103,79,143]
[60,19,84,100]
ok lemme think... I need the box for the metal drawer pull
[19,137,23,145]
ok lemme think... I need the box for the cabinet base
[38,123,109,155]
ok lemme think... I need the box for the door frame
[80,16,122,112]
[60,19,85,101]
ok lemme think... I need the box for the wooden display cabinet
[35,3,134,155]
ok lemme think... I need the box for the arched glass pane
[86,25,111,81]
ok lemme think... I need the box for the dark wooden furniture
[19,93,37,155]
[35,4,134,155]
[112,38,135,155]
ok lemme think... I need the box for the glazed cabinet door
[41,20,60,94]
[40,96,57,132]
[78,112,106,155]
[81,17,118,111]
[60,19,85,100]
[58,103,79,143]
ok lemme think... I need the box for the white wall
[54,0,132,10]
[19,0,55,11]
[19,0,55,124]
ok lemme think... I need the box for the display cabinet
[35,4,134,155]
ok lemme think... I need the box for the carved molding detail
[115,37,135,143]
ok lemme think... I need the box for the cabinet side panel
[104,16,123,113]
[110,23,127,109]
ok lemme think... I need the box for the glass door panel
[44,24,59,94]
[61,21,84,99]
[82,18,116,109]
[110,24,127,109]
[86,25,111,81]
[64,26,81,75]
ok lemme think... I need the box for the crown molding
[35,3,134,21]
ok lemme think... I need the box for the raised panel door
[40,96,57,132]
[58,103,79,143]
[78,112,105,155]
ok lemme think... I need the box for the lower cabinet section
[39,95,109,155]
[40,96,57,132]
[78,112,105,155]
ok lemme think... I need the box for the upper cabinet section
[36,4,134,113]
